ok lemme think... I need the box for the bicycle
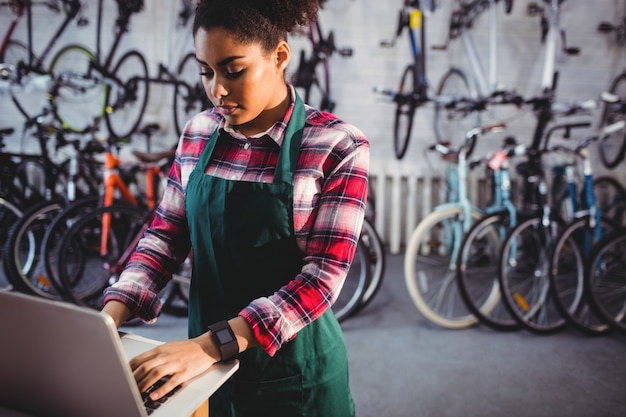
[291,15,353,113]
[48,0,148,138]
[496,120,605,335]
[593,175,626,227]
[456,136,528,331]
[585,228,626,335]
[49,126,196,310]
[1,114,103,299]
[0,0,87,119]
[404,122,505,329]
[432,0,515,156]
[548,129,622,335]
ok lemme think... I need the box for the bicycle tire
[0,194,22,290]
[457,212,521,331]
[305,55,332,113]
[550,215,614,335]
[593,175,626,226]
[353,217,386,314]
[404,206,483,329]
[49,44,106,133]
[393,64,417,160]
[2,199,65,299]
[55,203,149,309]
[40,196,105,296]
[586,230,626,335]
[599,72,626,169]
[498,215,566,334]
[332,240,370,322]
[433,67,479,158]
[105,49,150,139]
[173,51,211,137]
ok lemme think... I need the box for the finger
[147,375,184,401]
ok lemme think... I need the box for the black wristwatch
[208,320,239,362]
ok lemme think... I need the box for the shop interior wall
[1,0,625,190]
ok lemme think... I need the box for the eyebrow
[195,55,245,67]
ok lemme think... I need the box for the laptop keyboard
[141,376,182,415]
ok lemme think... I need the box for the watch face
[215,328,235,344]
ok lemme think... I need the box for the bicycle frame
[100,148,162,256]
[0,0,83,73]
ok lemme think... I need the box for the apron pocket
[233,374,303,417]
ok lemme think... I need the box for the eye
[226,69,244,80]
[199,69,214,78]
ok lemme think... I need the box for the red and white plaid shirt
[104,87,370,356]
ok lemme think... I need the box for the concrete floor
[121,254,626,417]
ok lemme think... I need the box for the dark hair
[193,0,321,51]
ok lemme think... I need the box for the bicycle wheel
[393,64,417,160]
[55,204,149,309]
[404,206,483,328]
[2,199,65,299]
[498,215,566,334]
[586,230,626,335]
[173,51,211,137]
[332,241,370,322]
[40,196,104,296]
[550,216,614,335]
[599,72,626,169]
[0,194,22,290]
[162,254,192,317]
[305,56,332,113]
[353,217,386,314]
[3,40,43,119]
[105,50,150,139]
[433,67,480,158]
[457,212,521,331]
[594,175,626,226]
[49,44,105,133]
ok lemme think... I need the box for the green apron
[184,94,355,417]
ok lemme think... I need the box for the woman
[102,0,369,415]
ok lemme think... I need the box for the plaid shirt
[104,87,369,356]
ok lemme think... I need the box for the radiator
[369,160,489,255]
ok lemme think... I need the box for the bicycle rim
[2,200,64,299]
[586,231,626,335]
[305,59,333,113]
[332,241,370,322]
[499,216,566,334]
[105,50,150,139]
[434,67,480,157]
[594,176,626,226]
[550,217,613,335]
[0,195,22,290]
[457,213,521,331]
[50,44,105,133]
[404,206,482,328]
[599,72,626,169]
[174,52,211,137]
[5,40,45,119]
[393,64,417,160]
[354,218,386,313]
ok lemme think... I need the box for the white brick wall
[2,0,625,249]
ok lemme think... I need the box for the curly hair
[193,0,322,51]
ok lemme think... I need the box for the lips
[216,105,237,116]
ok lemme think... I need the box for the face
[194,27,291,137]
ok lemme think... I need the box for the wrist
[208,320,239,362]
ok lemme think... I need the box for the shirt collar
[221,85,297,147]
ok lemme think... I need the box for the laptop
[0,290,239,417]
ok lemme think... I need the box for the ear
[275,40,290,73]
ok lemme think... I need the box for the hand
[129,338,219,401]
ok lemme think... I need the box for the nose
[208,75,228,99]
